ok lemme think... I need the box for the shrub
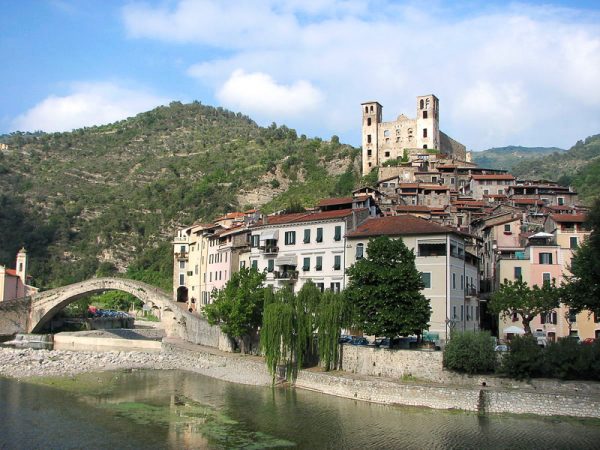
[500,336,543,380]
[544,338,600,380]
[443,331,496,374]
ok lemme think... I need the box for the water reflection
[1,370,600,450]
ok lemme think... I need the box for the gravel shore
[0,341,273,386]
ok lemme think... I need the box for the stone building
[361,95,467,174]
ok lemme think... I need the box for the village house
[345,215,480,341]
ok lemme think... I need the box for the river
[1,369,600,449]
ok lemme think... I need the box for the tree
[564,198,600,314]
[345,236,431,339]
[489,279,561,335]
[204,268,266,353]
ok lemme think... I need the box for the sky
[1,0,599,151]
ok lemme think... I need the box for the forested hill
[471,145,565,171]
[510,134,600,204]
[0,101,361,289]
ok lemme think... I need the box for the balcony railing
[273,270,298,281]
[174,251,188,260]
[465,287,477,297]
[258,245,279,254]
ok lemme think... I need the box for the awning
[260,230,279,241]
[276,255,297,266]
[503,326,525,335]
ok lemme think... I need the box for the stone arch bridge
[0,277,232,351]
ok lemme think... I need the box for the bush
[500,336,543,380]
[443,331,496,374]
[544,338,600,380]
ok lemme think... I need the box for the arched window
[370,105,373,112]
[356,243,364,260]
[420,99,424,109]
[367,118,371,126]
[365,106,368,113]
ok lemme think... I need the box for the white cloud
[12,82,168,132]
[122,1,600,149]
[216,70,323,120]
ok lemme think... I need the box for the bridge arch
[28,277,185,334]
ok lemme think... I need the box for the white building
[345,215,480,341]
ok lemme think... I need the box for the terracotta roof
[4,268,18,277]
[437,164,457,169]
[547,205,574,211]
[317,197,353,207]
[346,215,454,238]
[398,183,419,188]
[550,214,587,223]
[471,174,515,180]
[254,209,361,227]
[482,217,520,230]
[420,184,449,191]
[214,212,245,221]
[483,194,508,198]
[511,198,544,205]
[395,205,432,212]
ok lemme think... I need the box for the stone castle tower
[362,94,462,175]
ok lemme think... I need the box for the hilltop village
[173,94,594,343]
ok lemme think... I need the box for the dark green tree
[345,236,431,339]
[563,198,600,314]
[204,268,266,353]
[489,279,561,335]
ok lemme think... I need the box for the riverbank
[1,337,600,419]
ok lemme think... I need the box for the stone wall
[340,345,468,384]
[0,297,31,337]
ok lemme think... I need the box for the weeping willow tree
[260,282,321,382]
[261,282,351,381]
[317,290,349,371]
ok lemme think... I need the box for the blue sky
[1,1,599,150]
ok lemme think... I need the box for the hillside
[510,134,600,204]
[471,146,565,171]
[0,101,360,289]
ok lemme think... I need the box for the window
[569,310,577,323]
[420,99,424,109]
[385,151,390,157]
[334,226,342,241]
[179,260,186,269]
[367,117,371,126]
[240,261,246,269]
[452,273,456,290]
[251,235,260,247]
[179,274,185,285]
[209,272,212,282]
[330,282,341,293]
[514,266,522,281]
[504,224,511,232]
[367,149,372,157]
[195,264,198,275]
[542,272,551,285]
[453,306,457,319]
[316,228,323,243]
[303,257,310,271]
[431,176,437,183]
[594,311,600,323]
[304,229,311,243]
[251,260,258,269]
[316,283,325,293]
[334,255,341,270]
[267,259,274,272]
[570,236,578,249]
[421,272,431,288]
[423,128,428,138]
[539,253,553,264]
[418,242,446,257]
[483,189,489,195]
[180,245,186,253]
[460,275,464,290]
[367,134,372,144]
[498,189,504,195]
[460,305,464,320]
[285,231,296,245]
[476,306,480,321]
[423,110,428,119]
[558,197,564,206]
[316,256,323,271]
[356,243,364,260]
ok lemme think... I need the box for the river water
[1,369,600,450]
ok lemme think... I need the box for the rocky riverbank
[2,339,600,419]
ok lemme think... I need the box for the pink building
[0,248,36,302]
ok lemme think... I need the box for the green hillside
[471,145,565,171]
[511,134,600,204]
[0,101,360,289]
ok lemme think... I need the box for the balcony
[273,270,298,281]
[465,287,477,298]
[174,251,188,260]
[258,245,279,255]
